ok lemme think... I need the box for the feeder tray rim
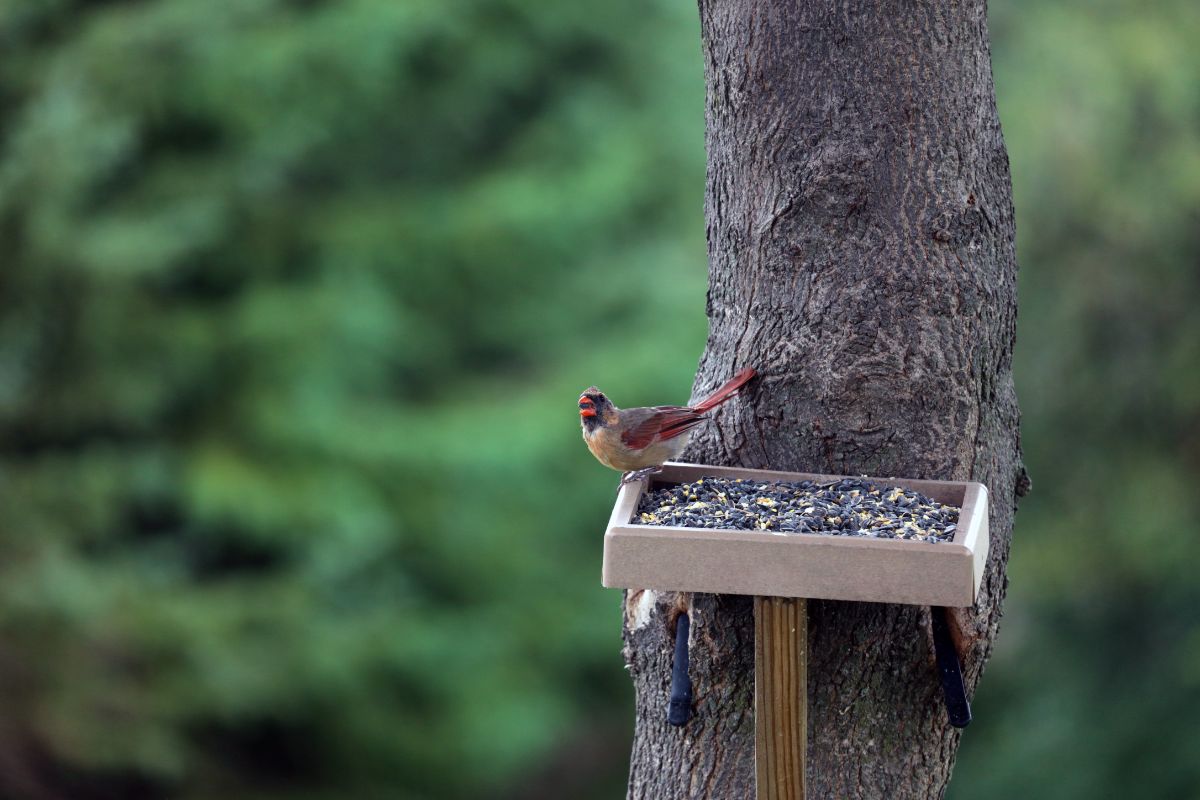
[602,461,990,607]
[612,460,987,549]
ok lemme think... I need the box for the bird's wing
[620,406,707,450]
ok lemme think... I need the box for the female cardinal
[578,368,757,485]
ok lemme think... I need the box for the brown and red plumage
[578,368,757,484]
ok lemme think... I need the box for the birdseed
[635,476,959,542]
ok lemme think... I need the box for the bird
[578,368,757,486]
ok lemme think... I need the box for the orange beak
[579,398,596,417]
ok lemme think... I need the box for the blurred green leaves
[952,1,1200,797]
[0,1,704,798]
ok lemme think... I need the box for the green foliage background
[0,0,1196,798]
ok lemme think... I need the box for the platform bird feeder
[602,461,990,800]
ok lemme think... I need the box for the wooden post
[754,596,807,800]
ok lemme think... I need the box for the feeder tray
[602,461,989,607]
[604,462,989,795]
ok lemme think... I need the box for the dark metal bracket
[931,605,972,728]
[667,612,693,726]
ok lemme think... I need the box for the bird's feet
[618,467,662,489]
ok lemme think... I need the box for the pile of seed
[635,476,959,541]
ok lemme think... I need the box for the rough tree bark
[622,1,1026,798]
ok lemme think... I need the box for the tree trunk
[622,0,1026,798]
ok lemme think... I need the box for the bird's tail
[691,367,757,413]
